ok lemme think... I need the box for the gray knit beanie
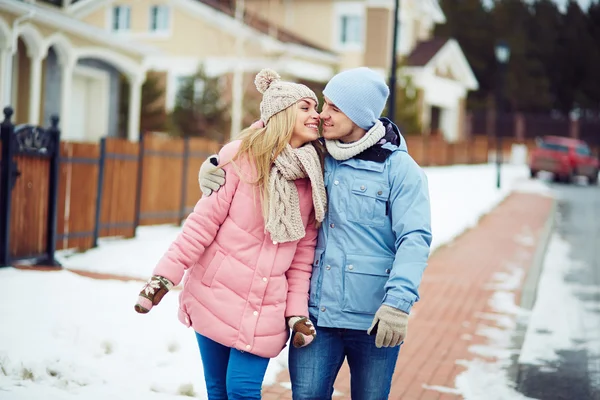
[255,69,319,124]
[322,67,390,130]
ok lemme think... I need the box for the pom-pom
[254,69,281,94]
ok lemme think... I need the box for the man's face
[320,96,361,142]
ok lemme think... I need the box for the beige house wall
[83,3,264,58]
[82,8,106,29]
[245,0,335,50]
[16,40,31,124]
[0,9,146,65]
[364,7,391,69]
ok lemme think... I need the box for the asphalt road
[517,181,600,400]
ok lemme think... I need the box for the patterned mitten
[287,316,316,348]
[134,275,174,314]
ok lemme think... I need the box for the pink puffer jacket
[153,140,317,358]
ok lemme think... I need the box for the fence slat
[57,141,100,252]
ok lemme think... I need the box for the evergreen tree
[555,0,593,114]
[140,73,167,133]
[436,0,495,110]
[394,74,422,135]
[170,65,230,142]
[117,72,168,138]
[490,0,553,112]
[584,1,600,114]
[529,0,562,111]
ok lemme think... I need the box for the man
[199,67,432,399]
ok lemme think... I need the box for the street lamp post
[388,0,400,121]
[494,40,510,189]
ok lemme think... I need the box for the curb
[506,196,558,386]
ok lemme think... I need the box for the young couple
[135,66,432,400]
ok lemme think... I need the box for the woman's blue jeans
[195,332,270,400]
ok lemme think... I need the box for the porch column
[127,75,143,142]
[0,47,11,108]
[60,60,75,138]
[28,54,43,124]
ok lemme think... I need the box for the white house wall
[420,74,466,109]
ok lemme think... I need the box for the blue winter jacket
[309,118,432,331]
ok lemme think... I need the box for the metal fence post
[92,137,107,247]
[133,132,145,232]
[42,115,61,267]
[0,107,15,267]
[179,136,190,224]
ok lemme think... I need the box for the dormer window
[112,5,131,32]
[150,5,170,32]
[340,15,362,45]
[334,2,364,50]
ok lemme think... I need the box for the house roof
[404,37,479,90]
[406,37,449,67]
[198,0,335,55]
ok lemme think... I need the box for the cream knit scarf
[325,120,386,161]
[266,144,327,243]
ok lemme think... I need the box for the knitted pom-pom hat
[255,69,319,124]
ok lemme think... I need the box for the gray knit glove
[198,155,225,197]
[367,305,408,348]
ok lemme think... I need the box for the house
[243,0,479,142]
[66,0,340,136]
[0,0,157,142]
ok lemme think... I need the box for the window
[112,5,131,32]
[340,15,362,46]
[540,142,569,153]
[150,5,170,32]
[576,144,591,156]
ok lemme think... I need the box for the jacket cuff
[285,293,309,318]
[382,293,413,314]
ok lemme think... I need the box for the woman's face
[290,99,320,148]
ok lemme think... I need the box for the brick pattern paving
[262,192,554,399]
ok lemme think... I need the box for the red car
[529,136,599,184]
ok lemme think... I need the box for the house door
[69,66,109,142]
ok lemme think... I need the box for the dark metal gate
[0,107,61,267]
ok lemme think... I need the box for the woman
[133,69,327,400]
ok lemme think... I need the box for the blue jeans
[289,322,400,400]
[195,332,270,400]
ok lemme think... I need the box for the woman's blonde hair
[229,104,325,224]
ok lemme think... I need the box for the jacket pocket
[201,250,226,287]
[342,254,393,315]
[308,248,325,307]
[347,179,390,227]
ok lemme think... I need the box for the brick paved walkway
[262,192,554,400]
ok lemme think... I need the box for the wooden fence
[52,133,220,254]
[404,134,539,167]
[6,131,538,260]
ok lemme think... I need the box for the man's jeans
[289,322,400,399]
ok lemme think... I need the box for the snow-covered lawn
[0,163,554,399]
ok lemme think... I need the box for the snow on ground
[518,233,600,378]
[2,163,553,399]
[0,269,284,400]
